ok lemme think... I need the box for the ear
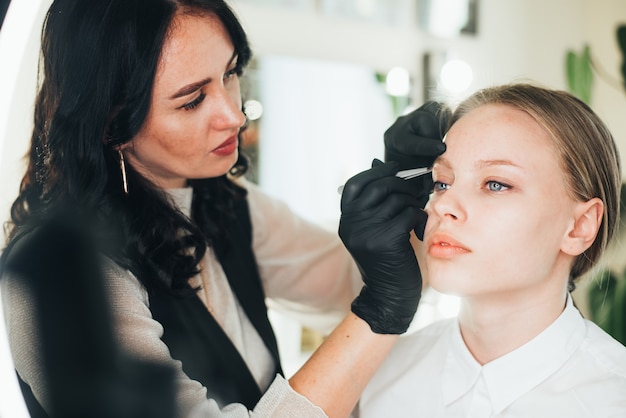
[561,198,603,256]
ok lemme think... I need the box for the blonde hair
[449,83,622,284]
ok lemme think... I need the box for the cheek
[151,114,211,155]
[425,211,542,293]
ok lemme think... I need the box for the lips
[212,136,238,156]
[427,232,470,258]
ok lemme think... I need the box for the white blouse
[356,295,626,418]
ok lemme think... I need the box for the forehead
[172,13,229,52]
[446,104,556,156]
[156,13,233,79]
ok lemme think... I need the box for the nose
[211,85,246,130]
[427,187,466,223]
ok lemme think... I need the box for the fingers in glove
[339,193,425,251]
[345,176,425,214]
[340,160,399,210]
[385,101,450,139]
[384,200,426,236]
[414,101,451,136]
[389,133,446,158]
[355,182,421,217]
[413,210,428,241]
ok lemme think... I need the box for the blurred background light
[244,99,264,121]
[440,59,473,93]
[385,66,411,97]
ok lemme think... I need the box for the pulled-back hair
[7,0,252,293]
[449,83,622,285]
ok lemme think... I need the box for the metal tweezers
[337,167,432,195]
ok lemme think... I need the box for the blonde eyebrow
[433,156,452,169]
[477,159,522,169]
[434,157,522,170]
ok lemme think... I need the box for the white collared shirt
[356,296,626,417]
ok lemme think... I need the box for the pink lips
[427,233,470,259]
[212,136,238,156]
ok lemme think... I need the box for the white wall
[0,0,51,237]
[231,0,626,159]
[0,3,51,417]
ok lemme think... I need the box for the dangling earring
[117,148,128,195]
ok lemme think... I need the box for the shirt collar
[442,295,586,413]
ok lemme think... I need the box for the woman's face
[123,13,245,189]
[422,104,580,302]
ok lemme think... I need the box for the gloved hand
[384,101,450,209]
[339,160,425,334]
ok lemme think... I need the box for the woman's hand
[339,160,425,334]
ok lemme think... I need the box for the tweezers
[337,167,432,195]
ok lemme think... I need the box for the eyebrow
[170,78,211,99]
[434,157,522,170]
[168,52,239,100]
[477,159,521,169]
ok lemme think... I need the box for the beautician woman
[0,0,446,417]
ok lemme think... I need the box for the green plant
[587,181,626,346]
[617,24,626,91]
[588,270,626,345]
[567,28,626,346]
[565,44,593,104]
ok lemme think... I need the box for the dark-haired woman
[0,1,436,417]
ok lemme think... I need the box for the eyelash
[224,67,239,79]
[432,180,511,192]
[226,59,245,79]
[182,92,206,111]
[486,180,510,192]
[180,64,242,111]
[433,181,449,192]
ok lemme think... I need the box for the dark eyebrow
[170,78,211,100]
[168,52,239,100]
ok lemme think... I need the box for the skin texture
[122,14,245,188]
[289,313,398,418]
[422,104,603,364]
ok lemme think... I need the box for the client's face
[422,103,578,303]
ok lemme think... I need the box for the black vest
[5,197,283,415]
[147,196,283,410]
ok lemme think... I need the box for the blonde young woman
[356,83,626,417]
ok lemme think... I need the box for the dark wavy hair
[6,0,253,294]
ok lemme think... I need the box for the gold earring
[118,149,128,195]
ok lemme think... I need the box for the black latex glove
[339,160,425,334]
[384,101,451,209]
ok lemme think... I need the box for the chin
[427,267,470,296]
[204,155,239,178]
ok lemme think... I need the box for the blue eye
[433,181,449,192]
[486,180,509,192]
[181,92,206,111]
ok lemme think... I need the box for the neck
[458,286,568,365]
